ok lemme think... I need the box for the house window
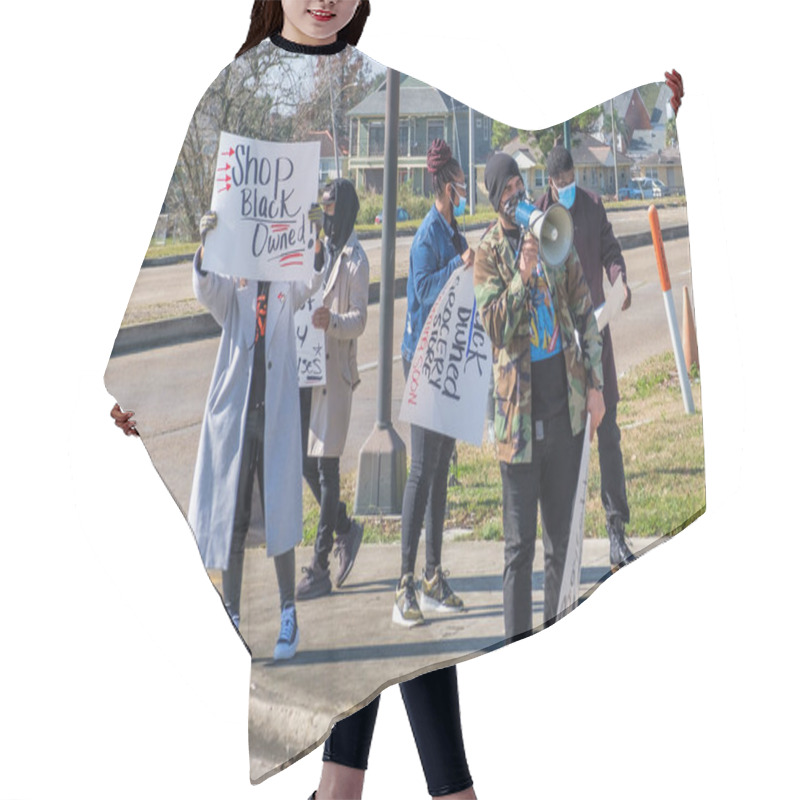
[350,119,358,157]
[427,119,444,148]
[534,168,546,188]
[399,121,410,158]
[368,122,385,157]
[645,167,658,179]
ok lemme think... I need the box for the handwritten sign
[595,277,627,332]
[400,267,492,445]
[556,415,592,621]
[295,288,326,388]
[203,131,320,282]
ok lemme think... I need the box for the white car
[650,178,669,197]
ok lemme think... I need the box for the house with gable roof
[566,135,634,197]
[345,74,493,195]
[639,147,684,193]
[599,87,652,151]
[501,136,548,193]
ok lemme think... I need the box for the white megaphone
[515,199,574,267]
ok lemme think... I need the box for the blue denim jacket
[401,204,467,361]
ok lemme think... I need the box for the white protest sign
[594,276,627,332]
[556,414,592,621]
[295,288,326,388]
[203,131,320,282]
[400,266,492,445]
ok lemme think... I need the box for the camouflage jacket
[473,220,604,464]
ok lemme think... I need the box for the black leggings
[323,666,472,797]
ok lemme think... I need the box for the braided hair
[426,138,463,200]
[236,0,372,58]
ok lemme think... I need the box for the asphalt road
[123,205,689,325]
[105,232,694,520]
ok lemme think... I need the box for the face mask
[451,189,467,217]
[555,180,576,210]
[502,188,526,219]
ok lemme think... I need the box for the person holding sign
[235,5,476,798]
[188,209,324,660]
[395,139,475,627]
[296,178,368,600]
[473,152,605,639]
[109,2,476,793]
[536,145,636,570]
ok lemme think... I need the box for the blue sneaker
[273,602,299,660]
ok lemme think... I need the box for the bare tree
[166,45,307,238]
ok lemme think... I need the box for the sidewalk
[239,535,664,781]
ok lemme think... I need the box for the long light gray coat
[188,251,322,568]
[308,232,369,458]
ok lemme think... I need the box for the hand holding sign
[312,306,331,331]
[295,288,327,388]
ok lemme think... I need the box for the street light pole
[354,68,407,514]
[329,74,341,179]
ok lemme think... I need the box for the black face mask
[323,214,335,241]
[502,189,526,220]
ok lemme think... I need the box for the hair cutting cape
[105,36,703,783]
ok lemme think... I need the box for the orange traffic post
[648,206,695,414]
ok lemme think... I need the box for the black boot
[296,555,332,601]
[608,516,635,569]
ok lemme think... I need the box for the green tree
[491,121,516,150]
[666,117,678,148]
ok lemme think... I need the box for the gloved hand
[199,210,217,244]
[665,69,683,116]
[308,203,323,228]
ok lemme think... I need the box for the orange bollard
[649,205,695,414]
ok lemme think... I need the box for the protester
[473,152,605,638]
[107,2,477,796]
[296,178,368,600]
[188,209,323,661]
[395,138,475,627]
[537,145,635,568]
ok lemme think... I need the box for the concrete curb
[114,224,688,357]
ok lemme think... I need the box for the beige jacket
[308,231,369,458]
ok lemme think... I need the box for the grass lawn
[301,350,704,544]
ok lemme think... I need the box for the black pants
[400,359,456,578]
[597,402,630,525]
[299,387,351,568]
[323,666,473,797]
[500,408,582,637]
[224,401,295,619]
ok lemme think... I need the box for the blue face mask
[451,184,467,217]
[555,180,576,209]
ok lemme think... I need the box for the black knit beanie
[484,152,522,211]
